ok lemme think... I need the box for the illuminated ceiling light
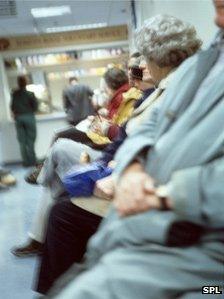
[45,23,107,33]
[31,6,71,18]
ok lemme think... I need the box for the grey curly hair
[135,14,202,67]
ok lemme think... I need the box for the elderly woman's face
[214,0,224,28]
[139,57,154,83]
[145,59,171,85]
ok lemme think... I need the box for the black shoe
[24,164,43,185]
[11,239,43,257]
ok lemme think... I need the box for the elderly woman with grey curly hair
[120,14,202,133]
[136,14,201,85]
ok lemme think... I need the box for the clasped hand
[114,162,162,217]
[89,115,110,136]
[93,175,115,201]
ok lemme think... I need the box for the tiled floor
[0,166,42,299]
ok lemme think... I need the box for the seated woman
[35,14,201,294]
[11,63,144,257]
[25,65,142,185]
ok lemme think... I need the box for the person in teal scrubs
[11,76,38,166]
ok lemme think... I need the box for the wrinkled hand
[114,162,161,217]
[90,117,111,136]
[89,117,103,134]
[93,175,115,201]
[98,108,108,117]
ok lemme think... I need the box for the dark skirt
[35,200,102,294]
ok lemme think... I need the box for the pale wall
[135,0,217,47]
[0,55,67,164]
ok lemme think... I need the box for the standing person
[62,76,95,126]
[11,75,38,167]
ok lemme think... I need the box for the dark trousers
[36,200,102,294]
[15,114,37,166]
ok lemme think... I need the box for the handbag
[62,161,113,197]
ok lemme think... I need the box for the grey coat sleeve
[165,156,224,228]
[113,104,160,178]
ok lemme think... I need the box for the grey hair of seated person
[135,14,202,68]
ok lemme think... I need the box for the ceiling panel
[0,0,129,37]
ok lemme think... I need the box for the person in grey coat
[62,76,95,125]
[44,8,224,299]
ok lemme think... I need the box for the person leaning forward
[11,75,38,167]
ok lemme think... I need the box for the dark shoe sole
[11,249,42,257]
[24,177,38,185]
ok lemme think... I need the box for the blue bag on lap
[62,161,113,197]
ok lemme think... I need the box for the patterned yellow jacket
[87,87,142,145]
